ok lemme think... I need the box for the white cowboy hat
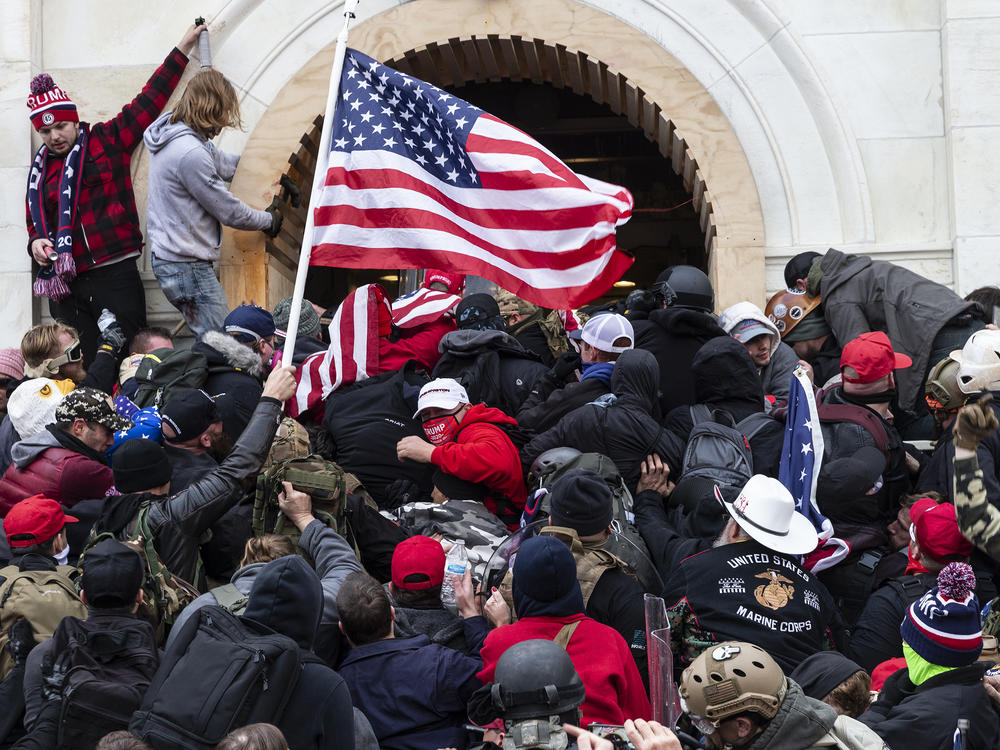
[716,475,818,556]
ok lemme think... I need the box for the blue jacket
[338,633,481,750]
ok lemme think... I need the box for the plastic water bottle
[96,308,117,332]
[440,539,468,613]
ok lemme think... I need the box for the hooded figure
[719,301,799,404]
[522,349,685,493]
[663,337,784,479]
[476,536,650,726]
[242,556,356,750]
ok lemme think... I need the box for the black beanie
[548,468,614,537]
[432,469,486,502]
[112,438,172,493]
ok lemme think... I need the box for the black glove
[96,321,127,358]
[382,477,422,510]
[550,350,581,383]
[40,659,67,702]
[6,619,35,668]
[264,197,283,238]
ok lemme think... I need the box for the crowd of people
[10,20,1000,750]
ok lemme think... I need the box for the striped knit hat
[27,74,78,131]
[900,562,982,667]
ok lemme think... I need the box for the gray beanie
[272,297,322,343]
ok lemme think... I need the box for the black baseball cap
[160,388,219,442]
[80,538,145,608]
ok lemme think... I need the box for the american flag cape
[286,284,391,419]
[391,288,461,329]
[309,49,634,309]
[778,367,849,573]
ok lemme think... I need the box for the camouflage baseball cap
[55,387,132,432]
[494,290,537,318]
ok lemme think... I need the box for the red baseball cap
[911,499,973,563]
[5,494,78,548]
[391,535,446,590]
[841,331,912,384]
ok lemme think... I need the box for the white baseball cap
[413,378,470,418]
[716,475,818,555]
[571,313,634,354]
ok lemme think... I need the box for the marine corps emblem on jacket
[754,569,795,610]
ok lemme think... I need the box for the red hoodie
[430,403,526,527]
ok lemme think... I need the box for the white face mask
[54,544,69,566]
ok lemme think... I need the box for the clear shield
[645,593,681,729]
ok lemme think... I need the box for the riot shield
[645,593,681,729]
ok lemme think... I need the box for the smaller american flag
[779,367,847,572]
[286,283,391,419]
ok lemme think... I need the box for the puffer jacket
[193,330,265,440]
[522,349,686,493]
[817,248,976,410]
[632,306,727,415]
[719,300,799,404]
[747,680,888,750]
[0,427,114,514]
[93,397,282,589]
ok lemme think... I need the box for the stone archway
[222,0,766,311]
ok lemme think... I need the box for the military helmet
[764,289,821,339]
[491,639,586,721]
[925,356,966,412]
[528,447,583,492]
[680,642,786,726]
[651,265,714,312]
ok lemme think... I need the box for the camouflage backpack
[253,455,366,561]
[82,503,199,646]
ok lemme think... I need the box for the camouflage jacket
[954,454,1000,560]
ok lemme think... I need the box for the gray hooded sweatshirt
[143,111,271,263]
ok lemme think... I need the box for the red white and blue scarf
[26,123,87,300]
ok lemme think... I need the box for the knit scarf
[26,124,88,300]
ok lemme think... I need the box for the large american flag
[286,283,390,419]
[309,49,634,309]
[779,367,848,572]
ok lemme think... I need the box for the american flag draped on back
[778,367,848,572]
[286,283,391,419]
[310,49,634,309]
[390,288,461,329]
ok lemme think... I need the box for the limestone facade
[1,0,998,346]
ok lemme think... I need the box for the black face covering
[844,389,897,406]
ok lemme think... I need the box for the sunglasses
[48,340,83,369]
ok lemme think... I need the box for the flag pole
[280,0,360,367]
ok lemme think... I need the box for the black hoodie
[632,306,727,414]
[522,349,685,493]
[664,337,784,478]
[244,556,356,750]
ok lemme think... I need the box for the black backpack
[130,605,306,750]
[676,405,775,496]
[45,616,159,750]
[132,348,210,409]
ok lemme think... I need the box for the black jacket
[522,349,685,493]
[632,307,727,415]
[859,663,999,750]
[95,398,282,589]
[243,556,356,750]
[323,361,433,504]
[433,329,549,417]
[587,566,649,688]
[193,331,265,440]
[516,376,609,435]
[512,322,554,366]
[664,337,784,478]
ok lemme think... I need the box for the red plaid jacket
[25,48,189,273]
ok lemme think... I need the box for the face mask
[847,388,897,405]
[423,412,461,445]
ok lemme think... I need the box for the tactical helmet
[764,289,821,339]
[651,266,714,312]
[528,447,583,491]
[925,356,966,412]
[680,642,786,726]
[492,639,586,721]
[952,329,1000,395]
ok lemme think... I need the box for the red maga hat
[841,331,912,384]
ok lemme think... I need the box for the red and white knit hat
[26,74,78,131]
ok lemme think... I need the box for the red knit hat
[27,74,78,131]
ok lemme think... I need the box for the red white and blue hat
[27,74,78,131]
[900,562,982,667]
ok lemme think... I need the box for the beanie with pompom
[26,74,78,131]
[900,561,983,667]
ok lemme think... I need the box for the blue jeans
[151,257,228,339]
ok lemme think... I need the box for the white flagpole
[280,0,361,367]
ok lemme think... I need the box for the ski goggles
[48,339,83,370]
